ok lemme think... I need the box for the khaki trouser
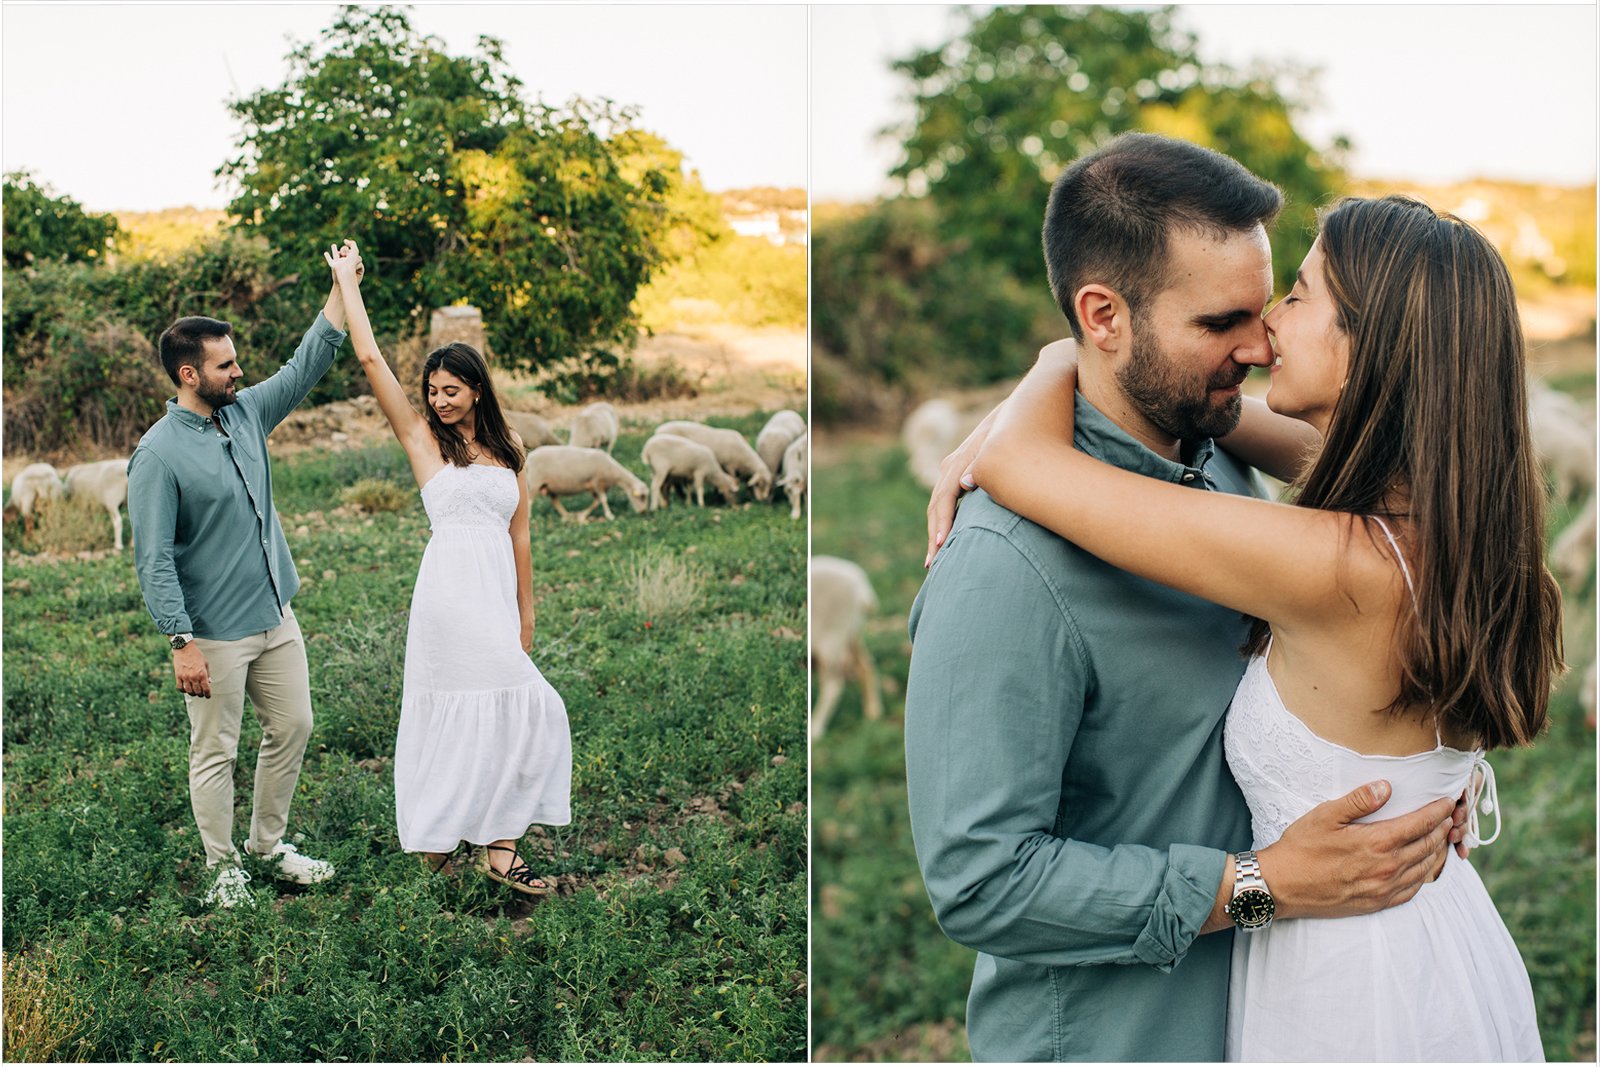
[185,605,313,866]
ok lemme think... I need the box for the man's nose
[1233,319,1274,367]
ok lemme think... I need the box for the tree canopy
[2,171,120,271]
[888,5,1344,295]
[218,5,683,372]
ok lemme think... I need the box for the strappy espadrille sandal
[478,844,553,896]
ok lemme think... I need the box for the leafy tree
[811,198,1057,422]
[219,5,677,373]
[889,5,1345,295]
[2,171,120,271]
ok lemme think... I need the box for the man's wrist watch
[169,633,195,651]
[1224,850,1276,932]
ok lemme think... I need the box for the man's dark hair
[158,316,233,386]
[1042,133,1283,340]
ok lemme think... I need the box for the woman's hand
[520,611,535,654]
[924,407,1000,567]
[323,240,364,288]
[924,339,1081,567]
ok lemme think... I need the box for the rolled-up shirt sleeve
[905,525,1226,972]
[127,448,191,635]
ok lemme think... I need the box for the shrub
[340,478,412,514]
[2,948,90,1061]
[535,348,699,405]
[17,493,117,555]
[623,549,706,622]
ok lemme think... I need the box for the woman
[934,197,1560,1060]
[324,243,572,895]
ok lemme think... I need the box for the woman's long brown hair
[1245,195,1563,749]
[422,342,524,474]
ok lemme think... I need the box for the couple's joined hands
[324,239,364,286]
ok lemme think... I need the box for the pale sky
[0,3,807,212]
[811,4,1599,202]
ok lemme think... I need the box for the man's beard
[196,376,237,411]
[1117,327,1247,442]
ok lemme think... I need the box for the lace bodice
[1224,652,1498,849]
[420,463,519,530]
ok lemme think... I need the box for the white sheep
[902,398,988,490]
[810,555,883,739]
[1529,380,1596,502]
[570,401,620,453]
[756,410,807,486]
[503,410,562,449]
[641,434,741,510]
[64,459,131,552]
[5,463,65,537]
[779,432,807,521]
[654,420,773,501]
[523,446,648,521]
[1551,492,1596,588]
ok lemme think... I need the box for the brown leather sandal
[478,844,553,896]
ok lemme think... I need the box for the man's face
[191,336,243,410]
[1117,225,1275,442]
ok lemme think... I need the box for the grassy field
[811,378,1597,1062]
[2,414,807,1062]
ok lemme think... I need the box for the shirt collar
[165,398,221,432]
[1073,392,1220,487]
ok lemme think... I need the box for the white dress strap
[1464,754,1502,847]
[1370,516,1420,615]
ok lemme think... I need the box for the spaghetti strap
[1370,515,1419,615]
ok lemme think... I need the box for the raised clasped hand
[323,239,364,285]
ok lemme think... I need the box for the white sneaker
[203,864,254,908]
[257,842,334,885]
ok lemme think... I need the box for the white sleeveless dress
[393,463,572,852]
[1223,520,1541,1061]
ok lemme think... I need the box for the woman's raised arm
[324,243,439,487]
[970,356,1385,630]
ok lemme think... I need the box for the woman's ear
[1074,283,1129,356]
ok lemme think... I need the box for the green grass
[811,431,1597,1063]
[2,415,807,1062]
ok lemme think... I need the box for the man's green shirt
[129,313,346,641]
[905,393,1264,1062]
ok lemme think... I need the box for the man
[129,246,358,908]
[904,135,1458,1061]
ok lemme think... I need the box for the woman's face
[427,368,478,429]
[1263,238,1351,435]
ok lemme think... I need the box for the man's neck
[1075,358,1183,463]
[175,391,215,420]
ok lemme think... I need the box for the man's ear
[1074,284,1128,355]
[177,363,199,389]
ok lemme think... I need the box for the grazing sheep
[756,410,807,485]
[5,463,65,536]
[641,434,740,510]
[810,555,882,739]
[502,410,562,449]
[1529,381,1596,501]
[64,459,131,551]
[523,445,648,521]
[1551,492,1596,588]
[779,432,807,521]
[570,402,620,453]
[654,420,773,501]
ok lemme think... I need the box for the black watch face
[1230,888,1275,929]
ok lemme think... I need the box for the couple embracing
[128,241,570,907]
[906,134,1559,1060]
